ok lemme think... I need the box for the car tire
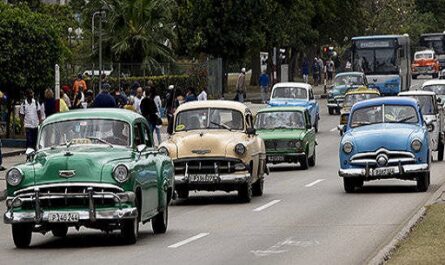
[328,108,334,115]
[51,224,68,237]
[343,178,363,193]
[152,206,168,234]
[177,189,189,199]
[238,182,252,203]
[252,178,264,197]
[416,172,430,192]
[438,141,444,161]
[121,218,139,244]
[300,155,309,170]
[308,148,316,167]
[12,223,33,248]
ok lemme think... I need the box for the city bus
[420,33,445,69]
[351,35,411,95]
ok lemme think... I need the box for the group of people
[302,56,335,86]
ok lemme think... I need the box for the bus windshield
[421,36,445,54]
[353,48,398,75]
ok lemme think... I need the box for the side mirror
[425,119,434,132]
[25,148,35,162]
[246,127,256,135]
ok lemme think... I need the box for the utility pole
[92,10,106,93]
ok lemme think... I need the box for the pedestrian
[140,87,159,144]
[73,73,87,96]
[92,85,116,108]
[198,87,208,101]
[235,68,247,103]
[72,86,85,109]
[327,57,335,85]
[345,60,352,71]
[43,88,57,118]
[84,90,95,108]
[124,96,136,112]
[165,85,177,135]
[61,85,72,108]
[259,70,270,103]
[133,87,144,113]
[317,57,324,85]
[312,57,320,86]
[149,86,162,145]
[113,87,127,108]
[301,57,309,84]
[19,89,42,149]
[185,87,197,102]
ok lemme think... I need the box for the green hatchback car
[255,107,317,169]
[3,109,174,248]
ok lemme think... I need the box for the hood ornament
[192,149,211,155]
[59,170,76,178]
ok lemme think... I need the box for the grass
[386,203,445,265]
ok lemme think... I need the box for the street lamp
[92,10,106,92]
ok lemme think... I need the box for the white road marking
[330,127,337,132]
[305,179,325,187]
[251,238,321,257]
[168,233,210,248]
[253,200,281,212]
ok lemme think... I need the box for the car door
[304,110,316,156]
[245,112,261,180]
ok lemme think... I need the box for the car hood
[344,123,421,152]
[170,131,248,159]
[31,146,131,185]
[269,99,309,107]
[332,85,356,96]
[257,129,306,140]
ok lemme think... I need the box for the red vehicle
[412,50,440,79]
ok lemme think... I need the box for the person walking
[165,85,177,135]
[92,86,116,108]
[301,57,310,84]
[73,73,87,96]
[84,90,95,108]
[198,87,208,101]
[43,88,57,118]
[317,57,324,85]
[149,86,162,145]
[133,87,144,113]
[19,89,42,149]
[140,87,159,144]
[312,57,320,86]
[259,70,270,103]
[235,68,247,103]
[326,57,335,85]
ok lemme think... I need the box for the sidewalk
[2,147,26,158]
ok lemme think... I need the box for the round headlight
[411,139,422,152]
[343,142,353,154]
[7,168,23,186]
[113,165,129,183]
[158,146,169,156]
[235,143,246,156]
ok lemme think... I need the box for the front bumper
[327,102,342,108]
[338,163,429,178]
[175,173,250,185]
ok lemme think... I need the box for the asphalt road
[0,78,444,265]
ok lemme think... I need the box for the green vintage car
[255,107,316,169]
[3,109,174,248]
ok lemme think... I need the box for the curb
[366,183,445,265]
[3,150,25,158]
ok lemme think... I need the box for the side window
[143,124,153,147]
[133,123,143,146]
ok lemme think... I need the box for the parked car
[337,86,380,135]
[339,97,431,193]
[269,82,320,132]
[327,72,368,115]
[255,106,316,169]
[3,109,174,248]
[411,50,440,79]
[399,91,444,161]
[421,79,445,102]
[159,100,267,202]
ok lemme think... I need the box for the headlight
[411,139,422,152]
[343,142,353,154]
[235,143,246,156]
[158,146,169,156]
[113,165,129,183]
[288,140,302,149]
[7,168,23,186]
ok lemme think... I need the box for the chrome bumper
[338,163,429,178]
[327,103,342,108]
[175,173,250,185]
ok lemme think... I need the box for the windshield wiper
[210,121,231,131]
[87,136,114,147]
[395,116,415,123]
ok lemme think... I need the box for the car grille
[264,140,301,151]
[350,148,415,167]
[416,66,433,71]
[174,158,246,175]
[15,184,123,210]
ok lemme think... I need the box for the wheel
[314,119,319,133]
[300,154,309,170]
[412,75,418,79]
[252,178,264,196]
[121,218,139,244]
[308,148,316,167]
[343,178,363,193]
[152,206,168,234]
[328,108,334,115]
[51,224,68,237]
[12,223,33,248]
[416,172,430,192]
[238,182,252,203]
[438,141,444,161]
[177,189,189,199]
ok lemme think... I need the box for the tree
[0,3,64,136]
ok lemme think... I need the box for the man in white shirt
[133,87,143,113]
[198,87,208,101]
[19,89,42,149]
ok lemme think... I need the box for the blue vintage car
[269,82,320,132]
[327,72,368,115]
[338,97,431,193]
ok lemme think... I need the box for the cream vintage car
[159,100,267,202]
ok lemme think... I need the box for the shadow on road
[172,193,246,206]
[357,183,440,194]
[268,164,304,172]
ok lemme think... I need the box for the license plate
[189,174,219,183]
[372,167,396,176]
[48,212,80,223]
[268,155,285,162]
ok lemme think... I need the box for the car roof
[421,80,445,87]
[175,100,248,113]
[352,35,405,40]
[351,97,418,112]
[335,72,364,77]
[415,50,435,55]
[43,108,144,125]
[257,106,306,113]
[272,82,312,90]
[399,91,436,96]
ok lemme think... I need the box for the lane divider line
[253,200,281,212]
[305,179,325,187]
[168,233,210,248]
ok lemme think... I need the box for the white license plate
[48,212,80,223]
[372,167,396,176]
[189,174,219,183]
[268,155,285,162]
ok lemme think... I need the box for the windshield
[272,87,307,99]
[415,53,433,60]
[353,48,398,75]
[406,95,435,115]
[344,93,379,107]
[255,111,306,130]
[39,119,131,149]
[350,104,418,128]
[422,39,445,54]
[175,108,244,132]
[423,85,445,95]
[334,75,365,87]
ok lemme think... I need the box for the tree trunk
[289,47,299,82]
[249,49,261,86]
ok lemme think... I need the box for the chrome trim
[14,183,124,196]
[350,158,416,165]
[338,163,429,178]
[350,148,415,160]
